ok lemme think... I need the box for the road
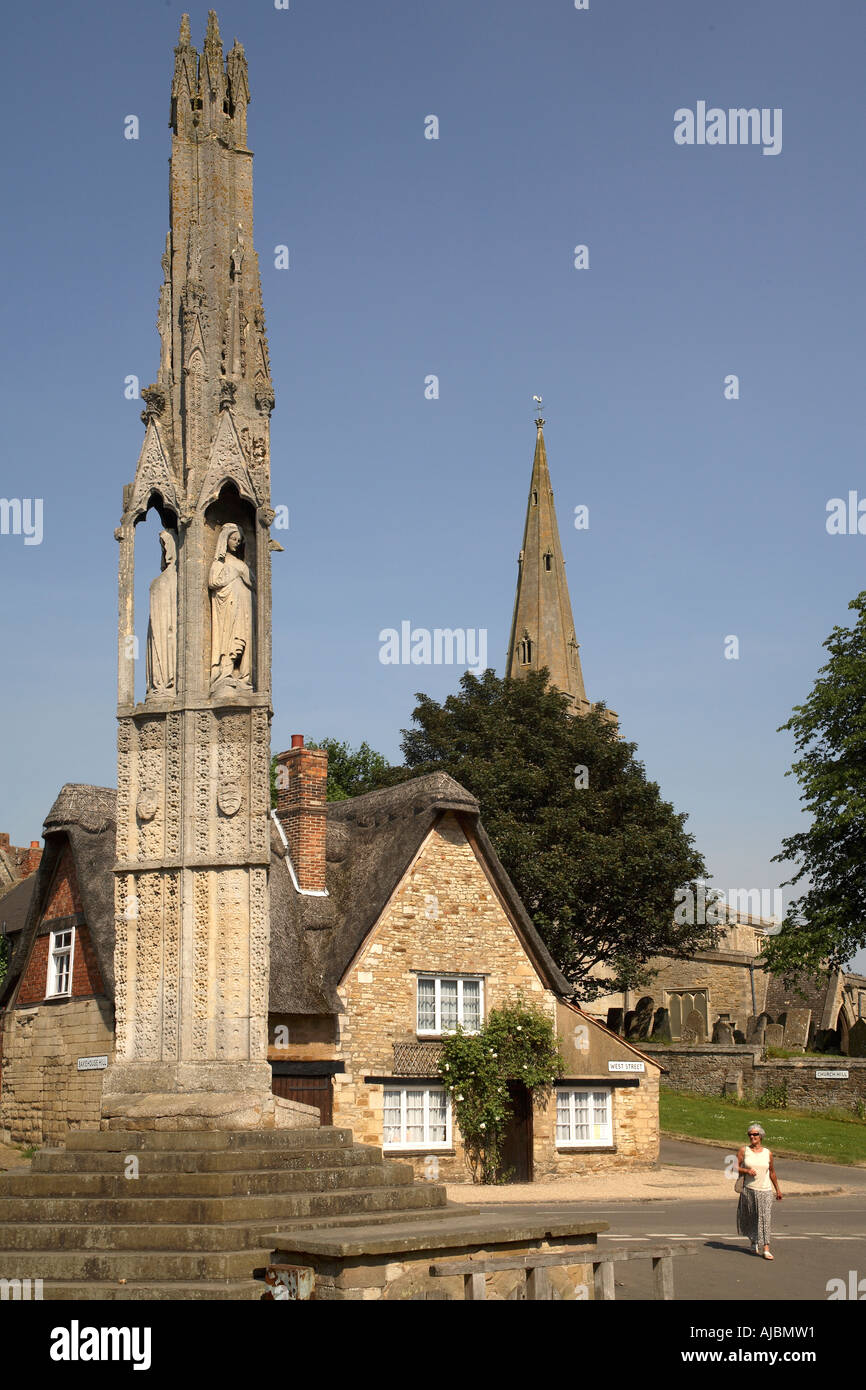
[479,1139,866,1301]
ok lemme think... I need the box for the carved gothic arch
[197,409,259,512]
[128,419,182,522]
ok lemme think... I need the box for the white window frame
[382,1085,452,1151]
[416,975,484,1036]
[47,927,75,999]
[555,1086,613,1149]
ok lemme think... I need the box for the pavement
[445,1136,866,1205]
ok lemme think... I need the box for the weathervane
[532,394,544,427]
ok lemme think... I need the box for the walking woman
[736,1123,783,1258]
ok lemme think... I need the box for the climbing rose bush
[438,997,563,1184]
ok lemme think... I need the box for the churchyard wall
[643,1044,866,1111]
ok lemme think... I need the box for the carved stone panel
[136,718,165,861]
[165,712,182,855]
[216,711,248,860]
[250,705,270,856]
[192,870,212,1058]
[194,710,212,857]
[249,866,269,1056]
[216,868,248,1060]
[116,719,134,862]
[132,872,163,1061]
[162,870,181,1060]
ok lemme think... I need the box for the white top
[743,1145,773,1192]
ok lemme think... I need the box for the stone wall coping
[755,1058,866,1070]
[268,1214,608,1259]
[641,1045,762,1056]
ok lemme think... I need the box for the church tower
[506,415,601,718]
[105,14,284,1128]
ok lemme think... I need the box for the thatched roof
[0,786,117,1008]
[0,875,36,939]
[1,775,572,1015]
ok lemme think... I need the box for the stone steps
[62,1126,354,1152]
[0,1247,271,1282]
[33,1280,267,1302]
[0,1126,452,1299]
[32,1145,383,1175]
[0,1164,414,1197]
[0,1181,446,1225]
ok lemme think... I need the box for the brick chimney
[22,841,42,875]
[274,736,328,892]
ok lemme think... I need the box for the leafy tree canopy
[766,591,866,981]
[306,737,392,801]
[367,668,715,999]
[270,738,393,807]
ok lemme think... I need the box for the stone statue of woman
[209,522,255,692]
[146,529,178,695]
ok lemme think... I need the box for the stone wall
[644,1044,866,1111]
[0,996,115,1144]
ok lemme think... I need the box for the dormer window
[544,552,552,572]
[47,928,74,998]
[519,636,533,666]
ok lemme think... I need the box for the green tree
[270,738,392,807]
[367,669,714,999]
[306,738,392,801]
[766,591,866,981]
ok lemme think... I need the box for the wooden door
[497,1081,533,1183]
[271,1073,333,1125]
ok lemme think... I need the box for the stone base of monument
[0,1124,466,1299]
[100,1091,317,1132]
[98,1061,314,1132]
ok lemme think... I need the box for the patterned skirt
[737,1186,774,1247]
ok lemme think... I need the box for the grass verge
[660,1089,866,1165]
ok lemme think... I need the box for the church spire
[506,413,591,715]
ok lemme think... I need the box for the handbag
[734,1174,745,1194]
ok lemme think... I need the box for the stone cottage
[0,748,661,1180]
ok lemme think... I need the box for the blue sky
[2,0,865,967]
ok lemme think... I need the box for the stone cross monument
[103,13,286,1129]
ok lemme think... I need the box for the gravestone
[630,997,655,1041]
[764,1023,785,1048]
[847,1019,866,1058]
[814,1027,840,1054]
[650,1007,672,1043]
[681,1009,706,1043]
[606,1008,624,1036]
[748,1012,772,1044]
[712,1014,734,1045]
[622,1011,636,1039]
[782,1009,811,1051]
[733,1029,746,1045]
